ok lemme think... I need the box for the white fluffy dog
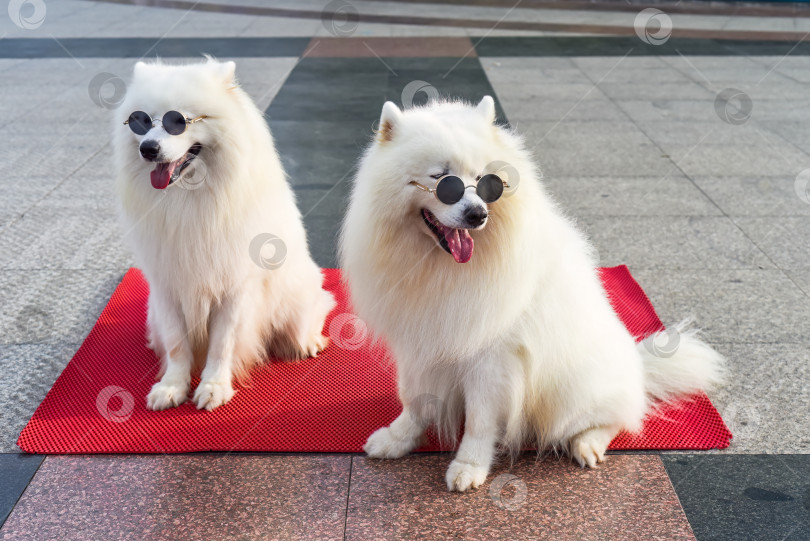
[340,97,724,492]
[114,59,335,411]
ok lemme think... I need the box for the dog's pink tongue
[150,162,177,190]
[444,227,474,263]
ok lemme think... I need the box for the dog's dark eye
[430,170,448,179]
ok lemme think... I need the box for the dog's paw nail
[193,381,235,411]
[445,460,488,492]
[146,381,189,410]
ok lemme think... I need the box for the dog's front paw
[363,427,415,459]
[146,380,189,410]
[301,333,329,358]
[446,460,488,492]
[570,430,609,468]
[193,380,236,411]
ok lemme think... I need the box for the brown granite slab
[304,37,476,58]
[345,454,695,541]
[0,455,350,541]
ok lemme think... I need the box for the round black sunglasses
[124,110,207,136]
[409,174,509,205]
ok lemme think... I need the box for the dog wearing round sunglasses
[340,97,724,491]
[113,58,335,411]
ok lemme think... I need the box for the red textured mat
[18,266,731,454]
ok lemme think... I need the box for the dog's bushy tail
[637,319,726,405]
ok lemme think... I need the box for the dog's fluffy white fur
[340,97,725,492]
[114,58,335,411]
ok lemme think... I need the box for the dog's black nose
[139,140,160,161]
[464,206,488,227]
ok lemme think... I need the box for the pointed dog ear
[476,96,496,124]
[133,61,148,77]
[378,101,403,143]
[217,60,237,86]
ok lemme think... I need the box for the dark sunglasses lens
[477,174,504,203]
[435,176,465,204]
[128,111,152,135]
[162,110,187,135]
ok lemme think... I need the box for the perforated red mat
[17,266,731,454]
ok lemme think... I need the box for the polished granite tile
[346,454,695,540]
[0,455,351,540]
[543,175,722,216]
[630,269,810,344]
[305,37,476,58]
[0,269,124,345]
[732,217,810,269]
[582,216,773,271]
[0,454,43,528]
[691,176,810,217]
[0,207,131,271]
[663,455,810,541]
[705,342,810,454]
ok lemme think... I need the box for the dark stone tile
[0,38,311,59]
[346,454,695,540]
[472,36,810,58]
[305,37,476,58]
[0,455,350,540]
[663,454,810,541]
[0,453,43,528]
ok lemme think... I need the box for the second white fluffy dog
[114,59,335,411]
[340,97,724,492]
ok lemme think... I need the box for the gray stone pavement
[1,0,809,462]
